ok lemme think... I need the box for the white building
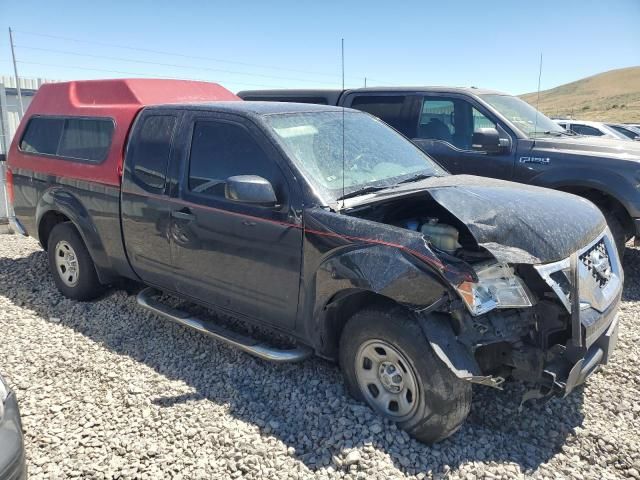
[1,76,55,221]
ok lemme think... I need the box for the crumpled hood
[405,175,606,264]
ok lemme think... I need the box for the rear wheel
[47,222,103,300]
[339,307,472,444]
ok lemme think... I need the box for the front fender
[36,187,114,282]
[313,243,450,312]
[299,207,471,357]
[528,166,640,218]
[304,242,451,359]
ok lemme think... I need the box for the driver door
[410,95,515,180]
[169,112,303,330]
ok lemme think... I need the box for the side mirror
[472,128,501,154]
[0,154,6,162]
[225,175,277,207]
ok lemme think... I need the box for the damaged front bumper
[533,227,622,396]
[562,313,619,396]
[421,227,623,398]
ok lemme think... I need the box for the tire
[47,222,104,300]
[339,307,472,444]
[604,213,627,259]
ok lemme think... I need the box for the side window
[416,97,496,150]
[128,115,177,192]
[20,117,64,155]
[349,96,409,135]
[417,98,458,145]
[188,121,286,201]
[572,124,603,136]
[19,116,114,162]
[472,107,496,131]
[57,118,114,161]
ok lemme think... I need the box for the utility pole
[341,39,345,90]
[364,77,367,88]
[9,27,24,119]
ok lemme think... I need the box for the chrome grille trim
[580,238,612,288]
[534,227,623,314]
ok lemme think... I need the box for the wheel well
[38,211,71,250]
[321,290,400,360]
[558,186,633,237]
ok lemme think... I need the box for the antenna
[532,52,543,145]
[341,38,345,208]
[9,27,25,119]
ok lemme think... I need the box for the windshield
[264,111,446,203]
[601,124,634,140]
[480,94,566,138]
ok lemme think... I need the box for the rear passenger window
[20,116,114,162]
[128,115,177,192]
[349,96,410,135]
[188,121,284,199]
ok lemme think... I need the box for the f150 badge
[519,156,551,165]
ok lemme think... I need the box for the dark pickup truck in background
[5,79,622,443]
[238,87,640,254]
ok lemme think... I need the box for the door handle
[171,209,195,221]
[242,220,256,227]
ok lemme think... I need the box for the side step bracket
[136,287,312,363]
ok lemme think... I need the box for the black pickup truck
[238,87,640,254]
[6,79,622,443]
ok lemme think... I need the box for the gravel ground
[0,234,638,480]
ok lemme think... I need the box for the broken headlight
[455,262,533,316]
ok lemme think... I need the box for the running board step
[136,287,312,363]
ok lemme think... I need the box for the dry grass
[520,66,640,123]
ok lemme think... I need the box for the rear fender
[36,187,115,283]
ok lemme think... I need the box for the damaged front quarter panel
[303,206,476,296]
[416,313,504,388]
[300,207,476,357]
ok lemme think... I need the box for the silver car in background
[555,120,632,140]
[608,123,640,141]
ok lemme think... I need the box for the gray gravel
[0,234,639,480]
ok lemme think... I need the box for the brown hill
[520,66,640,123]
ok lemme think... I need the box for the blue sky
[0,0,638,95]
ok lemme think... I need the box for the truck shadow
[0,250,593,476]
[621,245,640,301]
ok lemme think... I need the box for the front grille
[535,228,622,315]
[579,239,612,288]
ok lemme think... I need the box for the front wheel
[339,307,472,444]
[604,213,627,259]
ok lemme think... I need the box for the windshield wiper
[397,173,433,184]
[530,130,576,137]
[335,185,391,201]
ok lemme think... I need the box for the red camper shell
[8,79,240,186]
